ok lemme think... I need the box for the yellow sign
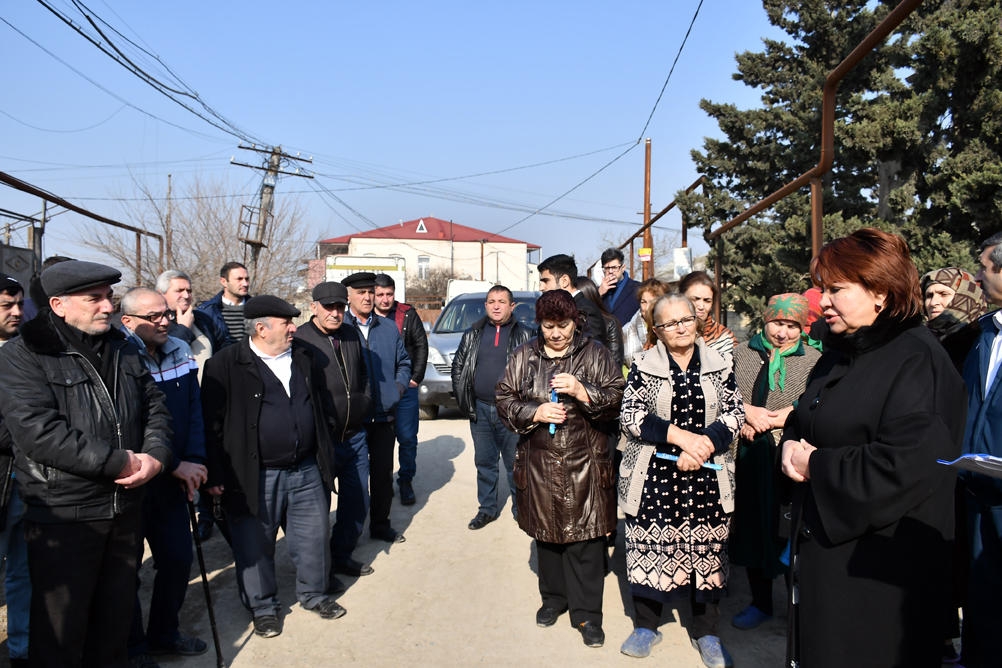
[638,247,652,262]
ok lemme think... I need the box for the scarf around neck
[749,330,802,391]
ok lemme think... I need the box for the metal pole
[642,139,653,281]
[187,501,225,667]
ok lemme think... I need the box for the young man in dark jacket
[294,281,375,583]
[0,261,172,667]
[373,273,428,506]
[451,285,532,530]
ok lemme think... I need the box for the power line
[637,0,705,140]
[0,104,127,133]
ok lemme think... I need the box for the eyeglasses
[125,311,170,322]
[653,316,697,331]
[602,264,623,273]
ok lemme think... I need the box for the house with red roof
[315,216,541,290]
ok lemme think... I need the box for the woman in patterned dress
[617,293,744,666]
[728,293,821,630]
[679,271,738,360]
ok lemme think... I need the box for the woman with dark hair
[623,278,667,367]
[495,289,624,649]
[729,293,821,631]
[574,275,624,368]
[618,293,744,666]
[679,271,738,359]
[780,228,967,668]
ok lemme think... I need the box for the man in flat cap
[201,295,344,638]
[0,260,172,666]
[294,282,374,586]
[342,272,411,544]
[0,273,28,666]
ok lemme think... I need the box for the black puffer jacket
[495,334,624,543]
[451,316,533,420]
[0,313,172,522]
[294,318,372,441]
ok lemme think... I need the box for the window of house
[418,255,430,280]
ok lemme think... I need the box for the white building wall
[346,238,531,289]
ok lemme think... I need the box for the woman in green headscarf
[728,293,821,630]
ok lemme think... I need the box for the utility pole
[642,139,653,281]
[231,145,313,286]
[165,174,173,262]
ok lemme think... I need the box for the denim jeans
[470,400,518,517]
[395,385,419,483]
[0,486,30,660]
[229,457,331,617]
[331,430,369,564]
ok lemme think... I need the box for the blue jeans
[470,400,518,517]
[229,458,331,617]
[331,430,369,564]
[396,385,419,483]
[0,486,30,660]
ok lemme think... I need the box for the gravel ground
[0,414,787,667]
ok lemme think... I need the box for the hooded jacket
[0,313,172,522]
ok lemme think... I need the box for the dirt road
[2,415,787,667]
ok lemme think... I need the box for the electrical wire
[0,104,128,133]
[637,0,705,140]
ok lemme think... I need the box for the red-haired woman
[495,289,625,649]
[780,228,967,668]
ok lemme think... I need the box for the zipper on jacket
[329,336,352,442]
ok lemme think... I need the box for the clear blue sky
[1,1,780,278]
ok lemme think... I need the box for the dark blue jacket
[344,310,411,423]
[197,290,250,348]
[602,273,641,327]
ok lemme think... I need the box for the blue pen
[549,387,558,435]
[654,452,723,471]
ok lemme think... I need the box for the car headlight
[428,347,446,365]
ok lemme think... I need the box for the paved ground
[0,414,788,667]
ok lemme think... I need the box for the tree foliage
[679,0,1002,323]
[80,177,312,302]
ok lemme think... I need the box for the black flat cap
[341,272,376,289]
[41,261,121,297]
[312,281,348,305]
[0,273,22,295]
[243,295,300,319]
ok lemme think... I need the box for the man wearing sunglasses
[120,288,209,661]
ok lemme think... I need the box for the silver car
[418,291,539,419]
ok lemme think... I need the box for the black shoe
[195,517,214,541]
[370,526,406,543]
[333,558,374,577]
[128,655,160,668]
[399,480,416,505]
[149,633,208,656]
[578,621,605,648]
[468,512,498,530]
[252,615,282,638]
[308,597,347,620]
[535,605,566,627]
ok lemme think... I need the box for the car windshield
[433,296,537,334]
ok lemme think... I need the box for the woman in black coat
[780,228,967,668]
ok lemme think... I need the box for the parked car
[418,291,539,419]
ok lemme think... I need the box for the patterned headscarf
[763,293,808,329]
[920,267,986,327]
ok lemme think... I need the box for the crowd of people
[0,228,1000,667]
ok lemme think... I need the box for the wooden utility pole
[642,139,653,280]
[165,174,173,262]
[232,145,313,285]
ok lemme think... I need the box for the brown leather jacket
[495,335,624,543]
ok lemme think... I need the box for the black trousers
[634,581,721,639]
[536,537,607,626]
[26,508,141,667]
[366,421,396,531]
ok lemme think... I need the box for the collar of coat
[531,332,595,360]
[634,337,728,379]
[20,310,126,355]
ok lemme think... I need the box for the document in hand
[937,454,1002,479]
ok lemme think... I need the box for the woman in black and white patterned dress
[617,293,744,667]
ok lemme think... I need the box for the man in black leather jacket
[0,261,172,667]
[451,285,532,530]
[294,281,375,583]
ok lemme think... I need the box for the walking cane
[188,500,226,668]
